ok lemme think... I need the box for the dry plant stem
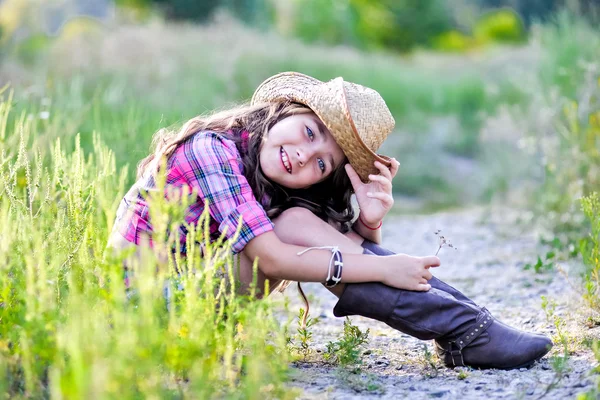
[556,264,585,297]
[298,282,309,329]
[434,230,456,256]
[535,372,566,400]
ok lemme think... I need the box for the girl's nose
[296,149,308,167]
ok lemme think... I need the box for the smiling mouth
[280,147,292,174]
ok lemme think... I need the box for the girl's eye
[318,159,325,173]
[306,126,315,141]
[307,126,325,173]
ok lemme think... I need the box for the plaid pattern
[115,131,274,254]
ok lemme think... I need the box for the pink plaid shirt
[114,130,274,254]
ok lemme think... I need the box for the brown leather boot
[336,241,553,370]
[333,281,552,369]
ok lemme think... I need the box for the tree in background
[371,0,453,51]
[8,0,598,56]
[150,0,221,22]
[476,0,567,25]
[274,0,455,52]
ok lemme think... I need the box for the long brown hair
[137,101,355,233]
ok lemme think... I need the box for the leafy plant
[539,295,571,399]
[293,307,320,361]
[580,193,600,311]
[420,343,439,378]
[576,193,600,399]
[324,317,370,369]
[524,252,555,274]
[577,341,600,399]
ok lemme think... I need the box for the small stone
[430,390,451,398]
[363,349,372,355]
[376,359,390,366]
[396,365,403,370]
[475,386,482,391]
[519,368,528,372]
[573,380,591,388]
[541,364,551,370]
[526,388,535,395]
[409,386,417,391]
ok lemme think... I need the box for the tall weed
[0,94,292,398]
[580,193,600,312]
[578,193,600,399]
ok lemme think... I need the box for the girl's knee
[272,207,327,244]
[275,207,319,225]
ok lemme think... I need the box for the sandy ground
[274,206,599,399]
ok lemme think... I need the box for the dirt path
[276,206,598,399]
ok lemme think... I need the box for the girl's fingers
[416,283,432,291]
[423,270,433,281]
[368,174,392,191]
[422,256,441,268]
[366,192,394,206]
[374,161,392,180]
[390,158,400,178]
[345,164,363,192]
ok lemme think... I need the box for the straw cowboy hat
[251,72,395,183]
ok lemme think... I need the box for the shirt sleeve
[176,132,274,254]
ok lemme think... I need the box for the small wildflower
[178,325,189,338]
[434,230,457,256]
[39,111,50,120]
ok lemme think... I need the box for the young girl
[108,72,552,370]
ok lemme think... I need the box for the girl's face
[260,111,346,189]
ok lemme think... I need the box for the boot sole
[439,344,552,370]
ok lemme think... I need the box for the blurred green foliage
[151,0,221,21]
[0,0,597,211]
[114,0,533,52]
[474,8,526,44]
[5,0,596,56]
[374,0,453,51]
[433,31,474,52]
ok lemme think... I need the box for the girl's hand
[379,254,441,291]
[345,158,400,226]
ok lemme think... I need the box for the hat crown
[342,81,395,153]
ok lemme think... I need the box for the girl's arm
[351,214,382,244]
[244,231,438,291]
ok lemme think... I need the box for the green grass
[0,93,293,398]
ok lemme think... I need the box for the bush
[474,8,526,44]
[151,0,221,21]
[283,0,356,46]
[539,11,600,98]
[433,30,475,52]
